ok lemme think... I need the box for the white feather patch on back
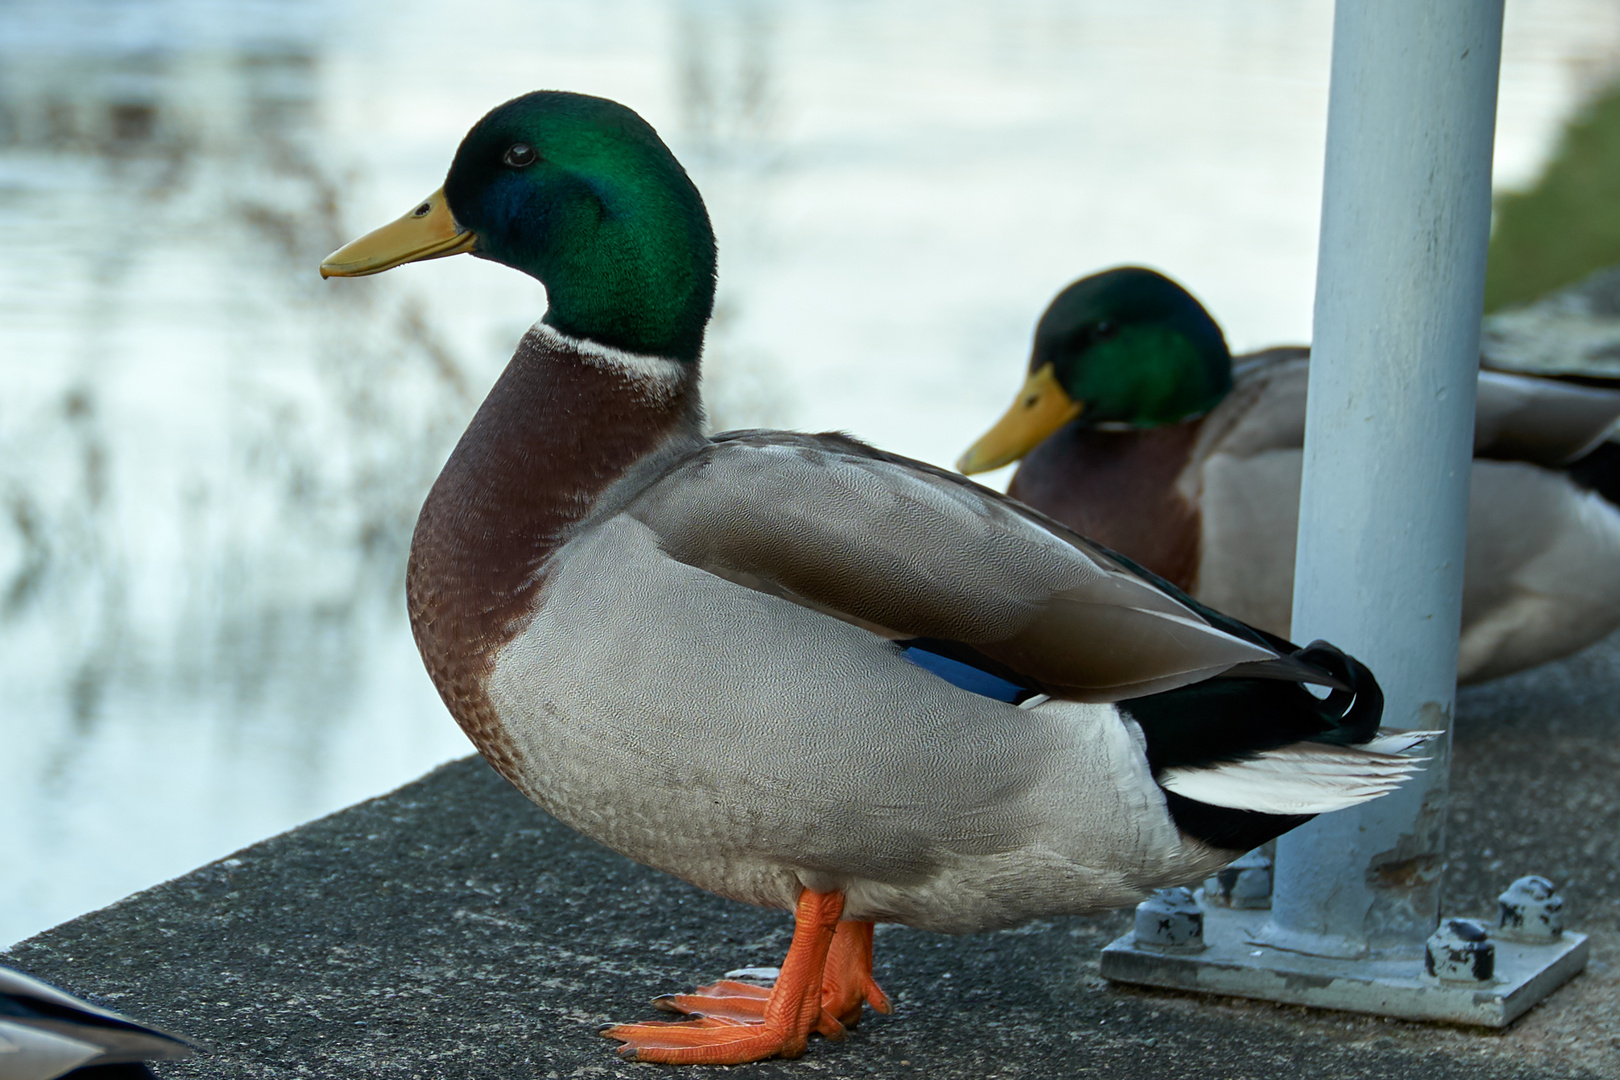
[1157,742,1428,815]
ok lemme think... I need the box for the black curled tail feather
[1291,640,1383,747]
[1120,639,1387,853]
[1121,640,1384,776]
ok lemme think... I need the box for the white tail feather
[1360,728,1444,756]
[1157,737,1434,816]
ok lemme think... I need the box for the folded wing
[628,431,1282,700]
[1215,350,1620,468]
[1475,369,1620,466]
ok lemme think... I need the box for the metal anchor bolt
[1132,887,1205,952]
[1497,876,1564,943]
[1425,918,1496,983]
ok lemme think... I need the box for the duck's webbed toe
[647,919,891,1040]
[601,891,891,1064]
[603,1012,815,1064]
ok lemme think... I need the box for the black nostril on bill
[414,202,432,217]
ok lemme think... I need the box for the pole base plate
[1100,905,1588,1027]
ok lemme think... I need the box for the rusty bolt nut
[1425,918,1496,983]
[1204,850,1273,910]
[1133,887,1205,952]
[1497,876,1563,943]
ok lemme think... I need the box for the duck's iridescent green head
[958,267,1232,474]
[321,92,716,364]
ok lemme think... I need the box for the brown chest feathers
[406,325,700,781]
[1008,419,1203,591]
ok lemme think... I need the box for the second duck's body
[962,268,1620,684]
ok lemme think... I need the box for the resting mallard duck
[320,92,1422,1066]
[959,267,1620,685]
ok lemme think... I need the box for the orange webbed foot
[648,921,891,1036]
[651,978,796,1026]
[602,1014,815,1064]
[653,974,848,1040]
[601,892,892,1064]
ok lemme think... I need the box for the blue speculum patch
[901,647,1029,703]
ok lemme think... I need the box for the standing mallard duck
[959,267,1620,685]
[321,93,1424,1066]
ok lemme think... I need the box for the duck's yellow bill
[956,363,1083,474]
[319,188,477,278]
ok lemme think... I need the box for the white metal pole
[1263,0,1505,959]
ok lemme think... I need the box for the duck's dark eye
[503,143,537,167]
[1094,319,1115,338]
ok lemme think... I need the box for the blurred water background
[3,0,1620,947]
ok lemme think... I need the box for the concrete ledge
[3,748,1615,1079]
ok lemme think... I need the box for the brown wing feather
[626,430,1278,700]
[1213,349,1620,468]
[1474,370,1620,466]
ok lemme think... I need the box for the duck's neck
[469,162,718,364]
[1008,416,1204,591]
[534,215,715,363]
[407,324,703,770]
[1059,329,1233,428]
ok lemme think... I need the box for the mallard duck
[0,964,197,1079]
[959,267,1620,685]
[320,92,1425,1066]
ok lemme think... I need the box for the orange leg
[603,890,877,1064]
[820,919,892,1027]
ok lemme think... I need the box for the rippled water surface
[4,0,1619,946]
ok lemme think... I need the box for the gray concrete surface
[5,634,1619,1079]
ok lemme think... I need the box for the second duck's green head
[320,91,716,365]
[958,267,1232,474]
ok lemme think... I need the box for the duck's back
[1173,351,1620,683]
